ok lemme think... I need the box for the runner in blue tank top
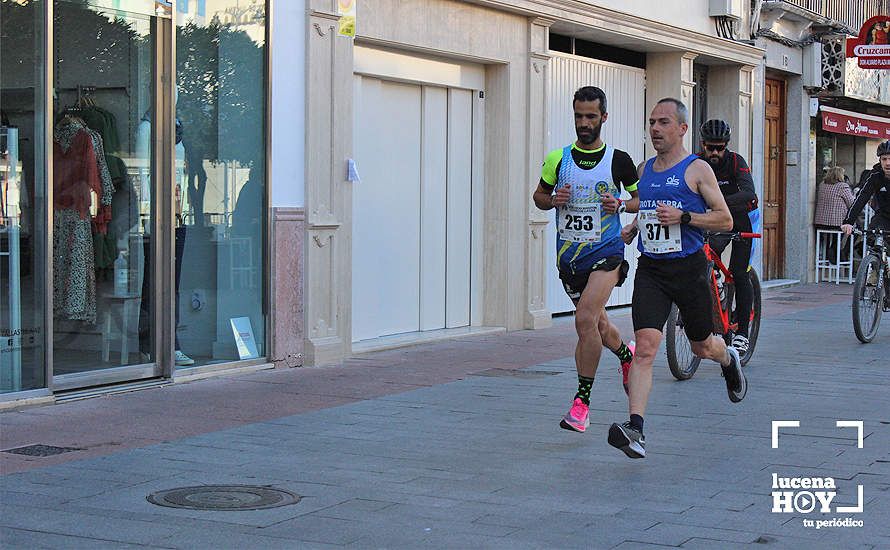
[606,98,747,460]
[532,86,640,434]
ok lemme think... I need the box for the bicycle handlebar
[706,231,762,240]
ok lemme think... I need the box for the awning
[820,106,890,139]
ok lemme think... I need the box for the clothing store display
[52,117,114,324]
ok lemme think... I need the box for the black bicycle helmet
[877,140,890,156]
[700,119,732,142]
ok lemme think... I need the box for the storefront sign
[230,317,259,360]
[338,0,356,38]
[820,106,890,139]
[846,15,890,69]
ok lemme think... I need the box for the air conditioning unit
[709,0,742,20]
[803,42,822,88]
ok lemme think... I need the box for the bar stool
[815,229,854,284]
[101,292,141,364]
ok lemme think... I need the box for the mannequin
[135,101,193,366]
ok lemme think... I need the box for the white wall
[585,0,749,39]
[270,0,306,207]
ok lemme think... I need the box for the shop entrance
[49,0,170,388]
[2,0,269,397]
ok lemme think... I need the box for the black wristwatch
[680,211,692,225]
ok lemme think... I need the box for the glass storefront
[174,0,266,368]
[1,0,47,392]
[0,0,267,396]
[52,1,158,379]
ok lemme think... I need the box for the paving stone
[2,288,890,548]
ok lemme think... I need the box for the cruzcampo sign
[846,15,890,69]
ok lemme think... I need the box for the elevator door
[352,76,475,342]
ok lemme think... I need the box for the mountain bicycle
[665,231,762,380]
[851,228,890,343]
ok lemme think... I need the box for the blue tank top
[636,154,707,259]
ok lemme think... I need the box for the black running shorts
[631,250,714,342]
[559,256,629,303]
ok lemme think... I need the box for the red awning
[820,106,890,139]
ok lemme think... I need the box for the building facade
[4,1,885,403]
[752,0,890,283]
[304,0,764,365]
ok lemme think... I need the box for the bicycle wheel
[665,304,701,380]
[852,254,884,343]
[739,269,761,366]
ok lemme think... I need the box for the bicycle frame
[702,232,761,335]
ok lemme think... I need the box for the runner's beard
[576,124,601,146]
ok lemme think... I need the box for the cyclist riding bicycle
[841,140,890,242]
[697,119,759,354]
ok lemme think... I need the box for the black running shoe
[721,346,747,403]
[608,421,646,459]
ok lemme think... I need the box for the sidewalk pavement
[1,283,889,549]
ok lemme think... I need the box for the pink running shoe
[559,398,589,432]
[621,341,635,395]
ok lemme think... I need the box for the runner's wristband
[617,198,626,214]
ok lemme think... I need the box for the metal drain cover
[147,485,300,511]
[2,444,82,456]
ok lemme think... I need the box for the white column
[304,4,353,365]
[645,52,699,156]
[526,17,554,329]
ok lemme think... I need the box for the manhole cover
[472,368,559,379]
[2,444,82,456]
[147,485,301,511]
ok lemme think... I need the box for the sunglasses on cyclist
[704,144,727,152]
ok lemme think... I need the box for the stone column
[526,17,554,329]
[645,52,699,156]
[304,4,353,365]
[707,65,755,162]
[270,208,304,367]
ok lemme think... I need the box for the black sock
[629,414,644,433]
[575,375,594,405]
[614,342,632,363]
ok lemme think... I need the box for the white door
[352,76,475,342]
[546,53,646,313]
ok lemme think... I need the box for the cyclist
[532,86,639,433]
[841,140,890,241]
[697,119,759,354]
[610,98,746,459]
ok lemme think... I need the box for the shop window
[549,33,646,70]
[1,0,47,392]
[50,1,158,377]
[549,33,572,54]
[174,0,266,367]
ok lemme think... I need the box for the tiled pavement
[1,284,889,549]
